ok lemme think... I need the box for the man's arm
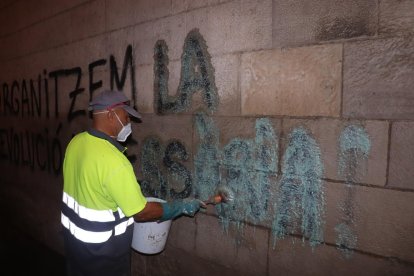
[133,202,163,222]
[133,199,204,222]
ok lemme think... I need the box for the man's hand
[160,199,204,221]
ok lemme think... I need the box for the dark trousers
[64,230,131,276]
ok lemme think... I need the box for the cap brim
[123,105,142,119]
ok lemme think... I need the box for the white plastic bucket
[131,197,172,254]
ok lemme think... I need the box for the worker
[61,89,204,276]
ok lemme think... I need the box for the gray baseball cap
[89,90,141,119]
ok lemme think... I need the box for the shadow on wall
[0,226,65,276]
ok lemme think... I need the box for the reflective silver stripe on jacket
[61,192,134,243]
[62,192,115,222]
[61,213,113,243]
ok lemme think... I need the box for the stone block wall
[0,0,413,275]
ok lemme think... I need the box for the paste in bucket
[131,197,172,254]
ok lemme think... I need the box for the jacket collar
[87,128,126,153]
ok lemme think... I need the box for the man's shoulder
[72,131,88,138]
[67,131,103,150]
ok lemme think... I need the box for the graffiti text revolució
[0,45,136,174]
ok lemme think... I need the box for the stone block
[0,1,105,60]
[143,246,238,276]
[42,213,65,254]
[167,216,197,251]
[380,0,414,35]
[324,181,414,262]
[26,35,108,73]
[0,0,88,36]
[0,58,26,81]
[343,37,414,120]
[272,0,378,47]
[269,236,414,276]
[0,15,68,60]
[49,68,94,121]
[282,118,388,186]
[388,122,414,190]
[154,54,240,116]
[211,115,259,144]
[0,4,23,36]
[136,64,155,114]
[195,214,269,275]
[131,14,187,66]
[212,54,240,116]
[133,114,194,194]
[172,0,221,14]
[131,252,147,276]
[204,0,272,55]
[105,27,135,67]
[241,44,342,117]
[106,0,171,31]
[182,4,209,45]
[195,214,238,265]
[135,114,193,149]
[68,0,105,41]
[0,0,14,9]
[165,59,181,108]
[192,115,281,227]
[232,223,269,276]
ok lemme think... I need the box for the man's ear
[107,110,115,121]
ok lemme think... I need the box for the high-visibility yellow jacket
[61,129,146,245]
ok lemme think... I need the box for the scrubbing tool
[203,186,234,205]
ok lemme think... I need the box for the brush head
[202,186,235,205]
[215,186,234,203]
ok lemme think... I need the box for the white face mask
[114,112,132,142]
[93,110,132,142]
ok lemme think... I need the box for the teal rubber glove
[160,199,203,221]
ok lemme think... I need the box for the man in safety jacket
[61,89,203,276]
